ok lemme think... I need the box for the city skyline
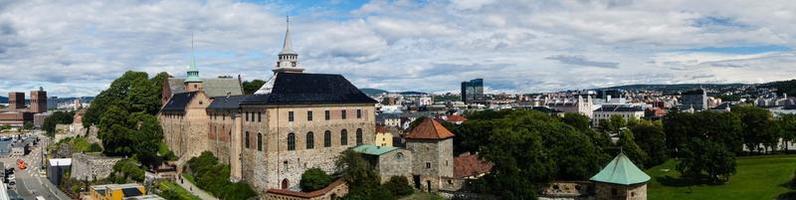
[1,0,795,97]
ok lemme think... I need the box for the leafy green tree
[23,121,34,130]
[335,150,394,200]
[778,114,796,151]
[561,113,591,131]
[43,111,75,137]
[598,115,627,134]
[617,129,649,169]
[733,105,780,153]
[300,168,333,192]
[382,176,414,197]
[676,139,736,183]
[242,79,266,95]
[629,120,668,167]
[111,158,146,183]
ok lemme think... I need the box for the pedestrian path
[176,174,219,200]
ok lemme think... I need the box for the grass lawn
[158,181,202,200]
[182,173,196,184]
[646,154,796,200]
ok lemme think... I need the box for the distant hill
[360,88,388,96]
[399,91,428,96]
[594,83,748,93]
[761,79,796,95]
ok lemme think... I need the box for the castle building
[159,18,378,193]
[680,88,708,111]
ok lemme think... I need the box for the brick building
[0,89,48,127]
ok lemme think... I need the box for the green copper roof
[589,152,651,185]
[185,64,202,83]
[352,144,398,156]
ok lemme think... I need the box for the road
[3,131,71,200]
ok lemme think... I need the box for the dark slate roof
[241,73,377,105]
[167,77,242,97]
[208,95,249,110]
[161,92,197,112]
[596,104,644,112]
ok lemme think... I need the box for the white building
[592,104,645,126]
[547,95,595,118]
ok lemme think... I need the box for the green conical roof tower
[185,34,202,83]
[590,152,651,185]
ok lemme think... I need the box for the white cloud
[0,0,795,97]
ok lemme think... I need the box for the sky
[1,0,795,97]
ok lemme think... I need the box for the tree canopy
[242,79,265,95]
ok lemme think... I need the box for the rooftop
[405,118,455,140]
[589,152,651,185]
[352,144,399,156]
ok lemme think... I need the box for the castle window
[356,128,363,145]
[340,129,348,145]
[257,133,263,151]
[245,112,249,121]
[245,131,250,148]
[287,133,296,151]
[288,111,294,122]
[357,109,362,119]
[257,112,262,122]
[611,188,618,196]
[341,110,347,119]
[307,111,313,121]
[325,110,330,120]
[306,132,315,149]
[324,131,332,147]
[426,162,431,169]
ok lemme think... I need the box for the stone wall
[377,149,412,183]
[70,153,122,181]
[594,183,646,200]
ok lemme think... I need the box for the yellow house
[375,126,393,147]
[88,183,146,200]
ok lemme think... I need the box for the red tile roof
[405,118,455,140]
[266,179,346,198]
[454,153,493,178]
[445,115,467,122]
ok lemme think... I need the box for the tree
[598,115,627,135]
[629,120,668,167]
[382,176,413,197]
[778,114,796,151]
[43,111,75,137]
[676,139,736,183]
[561,113,591,131]
[23,121,34,130]
[300,168,332,192]
[617,129,649,169]
[335,150,393,200]
[733,105,780,153]
[242,79,266,95]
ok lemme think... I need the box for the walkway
[176,174,219,200]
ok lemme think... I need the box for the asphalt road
[4,132,71,200]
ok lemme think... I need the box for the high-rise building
[8,92,25,111]
[30,88,47,113]
[460,78,484,104]
[680,88,708,111]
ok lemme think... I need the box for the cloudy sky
[1,0,795,97]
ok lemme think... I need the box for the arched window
[245,131,250,148]
[306,132,315,149]
[287,133,296,151]
[356,128,363,145]
[281,179,289,189]
[324,131,332,147]
[340,129,348,145]
[257,133,263,151]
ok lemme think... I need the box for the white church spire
[273,15,303,74]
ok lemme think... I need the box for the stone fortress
[159,18,380,193]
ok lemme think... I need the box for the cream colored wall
[158,92,211,164]
[375,132,392,147]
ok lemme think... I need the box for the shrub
[383,176,414,197]
[300,168,333,192]
[185,151,256,200]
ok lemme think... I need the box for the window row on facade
[237,128,365,152]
